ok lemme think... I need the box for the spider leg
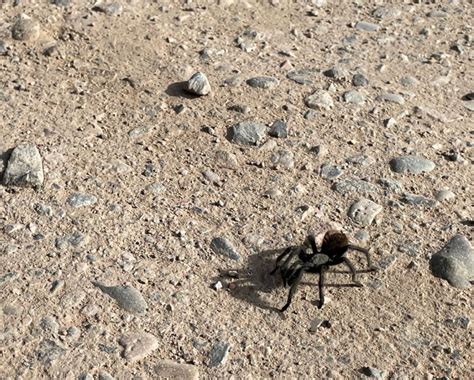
[347,244,376,271]
[281,260,303,287]
[280,268,304,312]
[317,265,327,309]
[270,247,293,275]
[343,257,363,287]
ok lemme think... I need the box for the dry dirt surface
[0,0,473,379]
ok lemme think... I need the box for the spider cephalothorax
[270,230,376,312]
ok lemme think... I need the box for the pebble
[389,156,436,174]
[372,6,401,19]
[268,120,288,138]
[287,69,315,85]
[355,21,379,32]
[308,318,328,333]
[462,101,474,112]
[226,121,266,145]
[378,178,404,193]
[323,67,349,80]
[400,76,419,87]
[145,182,166,195]
[434,189,455,202]
[355,230,370,242]
[92,282,147,314]
[246,76,279,89]
[119,331,159,363]
[39,316,59,336]
[332,177,378,195]
[384,118,397,128]
[360,366,386,378]
[98,371,116,380]
[271,150,294,169]
[346,154,374,166]
[444,317,470,330]
[11,14,40,41]
[92,2,124,16]
[343,90,366,105]
[208,341,231,367]
[400,193,437,208]
[186,72,211,96]
[51,0,71,6]
[377,93,405,105]
[3,144,44,188]
[430,235,473,288]
[305,90,334,110]
[304,110,318,119]
[128,126,150,138]
[352,73,369,87]
[66,192,97,208]
[320,164,343,180]
[55,231,89,250]
[210,237,240,261]
[228,104,251,114]
[212,281,223,290]
[0,40,7,55]
[36,339,66,365]
[154,360,199,380]
[347,199,383,226]
[310,145,327,156]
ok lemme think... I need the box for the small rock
[55,231,89,250]
[389,156,436,174]
[186,72,211,96]
[332,177,378,195]
[66,193,97,208]
[323,67,348,80]
[348,199,383,226]
[427,10,447,18]
[92,282,147,314]
[212,281,223,291]
[308,318,324,333]
[343,90,366,105]
[39,316,59,336]
[287,69,315,85]
[268,120,288,138]
[3,224,24,234]
[346,154,374,166]
[36,339,66,365]
[434,189,455,202]
[400,193,437,208]
[430,235,474,288]
[400,76,419,87]
[11,14,40,41]
[98,371,116,380]
[145,182,166,195]
[3,144,44,188]
[0,40,7,55]
[310,145,327,156]
[378,178,403,193]
[384,118,397,128]
[355,230,370,242]
[210,237,240,261]
[271,150,294,169]
[352,73,369,87]
[154,360,199,380]
[372,6,401,19]
[305,90,334,110]
[128,126,150,138]
[226,121,266,145]
[119,331,158,363]
[51,0,71,6]
[377,93,405,105]
[92,2,124,16]
[228,104,251,114]
[246,76,279,89]
[304,110,318,119]
[355,21,379,32]
[463,101,474,112]
[320,164,343,180]
[360,366,385,378]
[444,316,470,330]
[208,341,231,367]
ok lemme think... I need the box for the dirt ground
[0,1,473,379]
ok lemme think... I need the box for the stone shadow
[165,81,200,99]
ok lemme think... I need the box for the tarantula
[270,230,376,312]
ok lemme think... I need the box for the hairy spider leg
[277,247,303,279]
[281,260,304,287]
[317,265,328,309]
[347,244,375,270]
[270,247,293,275]
[307,235,319,254]
[342,257,363,287]
[280,268,304,312]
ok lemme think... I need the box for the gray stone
[323,67,349,80]
[227,121,266,145]
[348,199,383,226]
[39,316,59,336]
[400,76,419,87]
[463,101,474,112]
[320,164,343,180]
[79,373,94,380]
[346,154,374,166]
[34,203,53,216]
[305,90,333,110]
[355,21,379,32]
[269,120,288,138]
[355,230,370,242]
[378,178,403,193]
[430,235,474,288]
[427,10,447,18]
[128,126,150,138]
[186,72,211,96]
[66,192,97,207]
[51,0,71,6]
[208,341,230,367]
[271,150,294,169]
[287,69,315,85]
[304,110,318,119]
[352,73,369,87]
[145,182,166,195]
[445,316,470,330]
[0,40,7,55]
[434,189,455,202]
[3,144,44,188]
[389,156,436,174]
[36,339,66,365]
[246,76,279,89]
[400,193,437,208]
[343,90,366,105]
[0,272,18,285]
[92,2,124,16]
[372,6,401,19]
[360,366,385,378]
[210,237,240,261]
[119,331,158,363]
[55,232,89,250]
[154,360,199,380]
[92,282,147,314]
[332,177,378,195]
[11,14,40,41]
[377,93,404,105]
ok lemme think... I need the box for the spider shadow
[165,81,200,99]
[217,247,371,313]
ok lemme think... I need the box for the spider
[270,230,376,312]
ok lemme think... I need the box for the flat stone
[400,193,437,208]
[320,164,343,180]
[92,2,124,16]
[3,144,44,188]
[323,67,349,80]
[36,339,66,365]
[92,282,147,314]
[208,341,230,367]
[352,73,369,87]
[286,69,315,85]
[346,154,374,166]
[378,178,403,193]
[343,90,366,105]
[55,231,89,250]
[355,21,379,32]
[154,360,199,380]
[348,199,383,226]
[186,72,211,96]
[332,177,378,195]
[271,150,294,169]
[400,76,419,87]
[11,14,40,41]
[268,120,288,138]
[0,40,7,55]
[434,189,455,202]
[246,76,279,89]
[98,371,116,380]
[305,90,333,110]
[226,121,266,145]
[463,101,474,112]
[51,0,71,6]
[210,237,240,261]
[389,156,436,174]
[430,235,474,288]
[377,93,405,104]
[360,366,386,378]
[119,331,158,363]
[372,6,401,19]
[66,192,97,207]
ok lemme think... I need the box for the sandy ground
[0,1,473,379]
